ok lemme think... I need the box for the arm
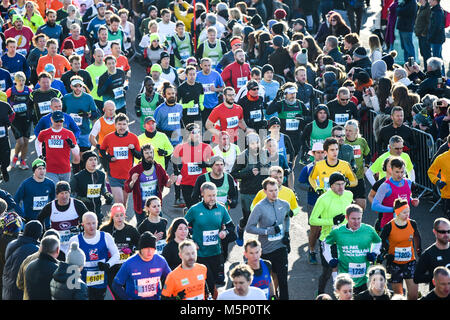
[105,233,120,267]
[371,183,394,213]
[245,205,275,236]
[309,197,335,227]
[365,168,377,186]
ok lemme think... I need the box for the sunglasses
[340,98,349,102]
[435,229,450,234]
[54,120,64,123]
[250,87,259,91]
[334,134,345,138]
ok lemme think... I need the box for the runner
[354,265,394,300]
[161,217,190,271]
[29,72,63,125]
[236,80,266,132]
[86,48,108,111]
[212,131,241,174]
[177,65,204,128]
[60,55,93,93]
[137,197,168,255]
[217,264,266,300]
[168,21,193,69]
[36,39,71,79]
[0,93,14,182]
[135,77,164,133]
[420,267,450,300]
[97,55,127,114]
[333,273,354,300]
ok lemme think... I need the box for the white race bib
[335,113,349,125]
[87,184,101,198]
[202,83,214,95]
[187,105,199,116]
[394,247,412,262]
[70,113,83,126]
[285,119,300,131]
[38,101,51,115]
[237,77,247,88]
[156,240,166,254]
[17,48,28,56]
[13,103,27,113]
[348,263,366,278]
[202,230,219,246]
[180,50,190,60]
[167,112,180,126]
[137,277,158,298]
[113,87,124,99]
[187,162,202,175]
[268,224,283,241]
[86,270,105,286]
[48,139,63,148]
[113,146,129,160]
[140,180,158,198]
[226,116,239,128]
[75,47,85,56]
[249,110,262,122]
[59,229,72,246]
[32,196,48,210]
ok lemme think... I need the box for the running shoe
[309,251,318,265]
[19,159,29,170]
[173,198,186,208]
[11,155,18,168]
[235,225,244,246]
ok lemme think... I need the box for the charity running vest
[381,179,411,228]
[50,199,80,254]
[250,259,271,300]
[278,100,303,132]
[174,33,192,68]
[139,92,160,132]
[203,41,222,67]
[205,173,230,205]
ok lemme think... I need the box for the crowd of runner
[0,0,449,301]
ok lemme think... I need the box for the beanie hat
[353,47,368,60]
[371,60,387,81]
[246,79,259,90]
[150,63,162,74]
[23,220,43,240]
[329,172,345,186]
[251,14,262,28]
[272,35,284,48]
[149,33,160,44]
[314,104,330,117]
[271,22,284,35]
[242,26,255,38]
[323,71,337,85]
[296,48,308,65]
[63,39,74,50]
[160,51,169,61]
[55,181,71,194]
[0,212,22,235]
[66,242,86,267]
[274,9,286,20]
[355,70,370,85]
[139,231,157,250]
[32,158,46,172]
[268,116,281,128]
[412,103,424,115]
[82,150,98,164]
[382,54,395,71]
[261,64,274,76]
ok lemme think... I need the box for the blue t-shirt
[1,53,30,80]
[14,177,55,221]
[37,24,63,41]
[34,112,81,139]
[87,17,106,40]
[35,79,67,96]
[153,102,183,145]
[62,92,99,135]
[0,67,13,91]
[114,253,171,300]
[260,79,280,104]
[195,70,224,109]
[298,162,318,206]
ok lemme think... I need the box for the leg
[21,137,29,161]
[121,189,129,208]
[355,7,364,35]
[181,185,195,209]
[273,248,289,300]
[318,240,332,294]
[88,287,107,300]
[405,279,418,300]
[111,187,124,204]
[347,7,356,33]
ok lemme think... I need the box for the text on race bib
[87,184,101,198]
[285,119,300,131]
[48,139,63,148]
[33,196,48,210]
[137,277,159,298]
[13,103,27,113]
[268,224,283,242]
[140,180,158,198]
[86,270,105,286]
[187,162,202,175]
[70,113,83,126]
[249,110,262,122]
[113,147,129,160]
[167,112,180,126]
[394,247,412,262]
[202,230,219,246]
[113,87,124,99]
[38,101,51,114]
[226,116,239,128]
[348,263,366,278]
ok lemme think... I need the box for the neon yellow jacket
[174,2,194,32]
[23,13,45,34]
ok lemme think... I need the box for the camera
[408,57,414,67]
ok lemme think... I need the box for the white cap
[308,142,324,156]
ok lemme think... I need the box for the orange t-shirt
[98,117,116,146]
[387,219,416,264]
[161,263,207,300]
[116,55,130,73]
[36,54,71,79]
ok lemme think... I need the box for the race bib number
[13,103,27,113]
[48,139,63,148]
[70,113,83,126]
[156,240,166,254]
[249,110,262,122]
[113,87,124,99]
[141,180,158,198]
[86,270,105,286]
[285,119,299,131]
[187,162,202,175]
[237,77,247,88]
[226,116,239,128]
[119,252,130,261]
[137,277,159,298]
[33,196,48,210]
[351,145,362,159]
[0,80,5,91]
[202,83,214,95]
[335,113,349,125]
[38,101,51,115]
[59,229,73,246]
[187,105,199,116]
[0,126,5,138]
[348,263,366,278]
[180,50,190,60]
[268,224,283,241]
[75,47,85,56]
[87,184,101,198]
[113,147,129,160]
[167,112,180,126]
[394,247,412,262]
[202,230,219,246]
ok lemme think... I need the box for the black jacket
[2,235,39,300]
[50,262,88,300]
[428,4,446,44]
[327,47,344,65]
[417,69,445,98]
[396,0,417,32]
[237,95,267,131]
[231,149,271,195]
[25,252,59,300]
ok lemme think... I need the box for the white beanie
[66,242,86,267]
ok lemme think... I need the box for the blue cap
[51,111,64,122]
[44,63,55,73]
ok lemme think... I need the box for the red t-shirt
[101,131,141,180]
[4,26,34,55]
[116,55,130,72]
[38,127,76,174]
[63,36,88,69]
[173,142,213,186]
[208,103,243,142]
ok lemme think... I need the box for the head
[138,231,157,261]
[6,38,17,55]
[346,204,363,231]
[201,182,217,207]
[433,218,450,246]
[207,26,217,43]
[323,137,339,161]
[388,135,404,156]
[145,196,161,217]
[32,159,46,179]
[334,273,354,300]
[295,66,307,84]
[426,57,443,73]
[262,177,279,202]
[331,126,345,145]
[185,66,196,84]
[104,55,117,73]
[161,8,171,23]
[32,34,48,48]
[55,181,71,205]
[210,156,225,177]
[268,166,284,187]
[103,100,116,117]
[178,240,197,268]
[141,143,154,164]
[40,235,60,259]
[223,87,236,105]
[432,267,450,298]
[93,48,105,64]
[234,49,245,65]
[144,117,156,133]
[329,172,346,196]
[265,138,279,156]
[109,203,126,227]
[390,158,406,181]
[82,151,98,172]
[200,58,212,74]
[166,217,189,243]
[70,75,84,96]
[111,41,121,57]
[393,198,410,221]
[282,82,298,104]
[310,143,325,162]
[337,87,351,106]
[114,113,129,135]
[12,15,24,29]
[81,212,98,237]
[162,82,176,105]
[367,265,388,295]
[325,36,338,52]
[230,264,254,296]
[244,239,262,264]
[186,123,201,143]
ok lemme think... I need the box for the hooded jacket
[50,262,88,300]
[25,251,59,300]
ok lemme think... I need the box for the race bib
[33,196,48,210]
[323,177,330,190]
[285,119,299,131]
[141,180,158,198]
[237,76,247,88]
[156,240,166,254]
[113,87,124,99]
[202,83,214,95]
[394,247,412,262]
[48,139,63,148]
[0,80,5,91]
[226,116,239,128]
[268,224,283,241]
[202,230,219,246]
[13,103,27,113]
[70,113,83,126]
[351,145,362,159]
[348,263,366,278]
[0,126,5,138]
[86,270,105,286]
[167,112,180,126]
[75,47,85,56]
[187,105,199,116]
[335,113,349,125]
[87,184,101,198]
[38,101,51,115]
[113,146,129,160]
[249,110,262,122]
[137,277,159,298]
[187,162,202,175]
[59,229,73,246]
[179,50,190,60]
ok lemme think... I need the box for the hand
[155,232,163,240]
[252,168,259,176]
[122,247,132,255]
[157,148,168,157]
[198,161,209,169]
[104,192,114,205]
[97,262,110,272]
[376,254,384,264]
[386,254,394,265]
[411,198,419,207]
[283,68,289,75]
[333,214,346,226]
[131,173,139,183]
[366,252,377,263]
[65,138,75,149]
[345,55,353,64]
[176,289,186,300]
[128,144,135,150]
[344,177,350,187]
[209,85,215,92]
[288,210,294,218]
[328,258,339,268]
[276,89,284,99]
[219,230,227,240]
[316,188,324,196]
[110,157,117,162]
[169,174,177,184]
[437,180,447,190]
[78,110,90,117]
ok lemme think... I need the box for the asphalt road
[1,0,449,300]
